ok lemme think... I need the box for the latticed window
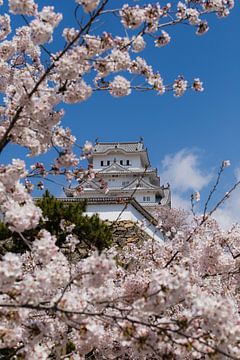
[120,160,132,166]
[100,160,111,166]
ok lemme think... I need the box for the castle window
[143,196,150,202]
[101,160,110,166]
[119,160,131,166]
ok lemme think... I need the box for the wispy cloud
[213,167,240,229]
[160,149,240,229]
[161,149,212,193]
[160,149,213,209]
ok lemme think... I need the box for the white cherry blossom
[132,35,146,52]
[76,0,100,13]
[9,0,37,15]
[109,76,131,97]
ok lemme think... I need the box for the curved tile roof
[94,141,144,153]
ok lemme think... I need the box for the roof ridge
[96,141,140,144]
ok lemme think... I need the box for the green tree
[0,191,112,255]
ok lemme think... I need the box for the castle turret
[64,140,171,208]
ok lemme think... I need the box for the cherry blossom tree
[0,0,239,359]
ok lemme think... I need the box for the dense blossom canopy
[0,0,238,359]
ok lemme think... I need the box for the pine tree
[0,191,112,254]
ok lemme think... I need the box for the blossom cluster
[0,0,233,156]
[0,214,240,359]
[0,159,42,232]
[0,1,237,359]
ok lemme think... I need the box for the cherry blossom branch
[0,0,109,154]
[163,250,179,268]
[0,301,237,359]
[203,161,225,220]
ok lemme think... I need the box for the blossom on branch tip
[176,2,187,19]
[196,21,209,35]
[9,0,37,15]
[120,5,145,29]
[192,78,204,92]
[63,27,79,43]
[37,181,44,190]
[132,35,146,53]
[0,14,11,40]
[25,179,34,192]
[223,160,231,168]
[148,73,165,94]
[192,191,201,202]
[109,76,131,98]
[154,30,171,48]
[82,141,93,158]
[76,0,100,13]
[55,151,79,168]
[173,76,188,97]
[186,8,200,25]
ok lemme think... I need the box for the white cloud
[160,149,213,203]
[160,150,240,229]
[171,192,192,211]
[213,167,240,229]
[161,149,212,193]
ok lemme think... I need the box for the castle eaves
[94,141,144,153]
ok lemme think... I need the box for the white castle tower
[63,140,170,241]
[64,140,171,208]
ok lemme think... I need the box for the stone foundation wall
[106,220,152,246]
[0,220,153,263]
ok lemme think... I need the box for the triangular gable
[78,179,102,191]
[97,162,131,173]
[123,178,161,190]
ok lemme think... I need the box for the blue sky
[1,1,240,226]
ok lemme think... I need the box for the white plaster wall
[81,186,156,203]
[105,176,145,189]
[93,153,142,170]
[86,204,127,221]
[135,192,155,203]
[105,176,131,188]
[85,203,164,241]
[98,175,154,190]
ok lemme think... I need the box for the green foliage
[0,221,11,240]
[37,190,112,251]
[0,190,112,254]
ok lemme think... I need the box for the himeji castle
[63,140,171,241]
